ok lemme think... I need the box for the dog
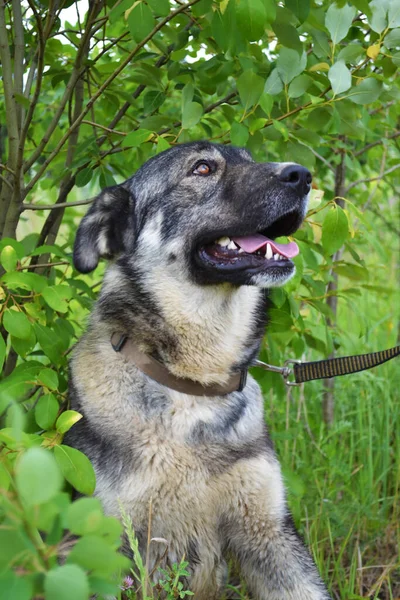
[66,141,331,599]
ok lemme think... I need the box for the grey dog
[66,141,331,599]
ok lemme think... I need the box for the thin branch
[18,261,70,270]
[0,173,13,190]
[23,0,202,198]
[289,135,335,172]
[0,0,20,236]
[345,164,400,193]
[158,90,238,135]
[12,0,24,130]
[369,100,396,116]
[30,1,104,270]
[23,1,103,173]
[20,0,46,154]
[81,120,126,135]
[22,198,93,211]
[354,131,400,157]
[0,163,15,175]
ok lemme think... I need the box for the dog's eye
[193,162,211,176]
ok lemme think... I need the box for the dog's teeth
[217,237,230,247]
[266,243,273,260]
[274,253,279,261]
[227,241,237,250]
[238,248,244,253]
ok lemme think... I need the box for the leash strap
[112,333,399,394]
[292,345,400,384]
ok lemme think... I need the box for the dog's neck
[93,264,267,386]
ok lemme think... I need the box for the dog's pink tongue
[232,234,299,258]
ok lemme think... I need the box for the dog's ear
[73,185,133,273]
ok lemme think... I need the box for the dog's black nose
[278,164,312,196]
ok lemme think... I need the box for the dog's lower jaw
[249,264,296,288]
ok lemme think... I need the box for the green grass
[267,360,399,600]
[262,284,400,600]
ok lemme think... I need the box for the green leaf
[54,445,96,495]
[272,23,303,54]
[16,447,62,506]
[156,137,171,153]
[109,0,133,24]
[388,0,400,28]
[276,48,307,84]
[0,237,25,259]
[237,71,264,110]
[285,0,310,23]
[181,83,194,111]
[44,565,89,600]
[147,0,170,16]
[231,122,249,146]
[259,93,273,116]
[0,245,18,272]
[264,69,284,95]
[328,61,352,95]
[3,309,32,340]
[38,370,59,392]
[288,74,312,98]
[337,43,364,62]
[1,271,48,292]
[272,119,289,141]
[122,128,153,148]
[325,3,356,44]
[143,90,165,114]
[127,3,155,43]
[75,168,93,187]
[0,569,33,600]
[182,102,203,129]
[369,0,387,33]
[67,535,129,576]
[321,205,349,255]
[384,28,400,48]
[349,78,382,104]
[35,323,66,365]
[56,410,83,434]
[35,393,59,430]
[66,497,103,535]
[42,285,72,313]
[235,0,267,41]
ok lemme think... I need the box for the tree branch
[23,1,104,173]
[0,0,21,237]
[12,0,24,130]
[81,120,126,135]
[22,198,94,211]
[344,164,400,193]
[354,131,400,157]
[30,0,105,270]
[20,0,46,155]
[23,0,202,198]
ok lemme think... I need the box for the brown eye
[193,162,211,175]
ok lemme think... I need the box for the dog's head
[74,141,311,288]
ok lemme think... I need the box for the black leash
[255,345,400,386]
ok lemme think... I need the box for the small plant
[158,560,194,599]
[119,503,194,600]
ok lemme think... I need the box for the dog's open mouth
[196,210,302,279]
[200,233,298,266]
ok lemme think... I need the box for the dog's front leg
[221,456,331,600]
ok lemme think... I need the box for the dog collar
[110,333,248,396]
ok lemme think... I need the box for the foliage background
[0,0,399,598]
